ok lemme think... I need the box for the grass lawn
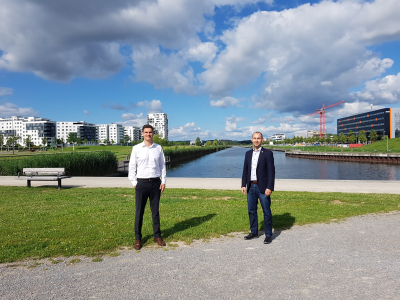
[1,186,400,263]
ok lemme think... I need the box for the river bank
[286,150,400,165]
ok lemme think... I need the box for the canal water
[166,146,400,180]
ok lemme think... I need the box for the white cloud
[250,117,265,124]
[0,102,39,118]
[169,122,211,140]
[0,87,13,96]
[225,115,246,131]
[351,72,400,104]
[199,0,400,113]
[210,96,241,108]
[120,112,147,127]
[84,110,90,115]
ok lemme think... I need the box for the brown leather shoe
[134,240,141,250]
[153,237,166,246]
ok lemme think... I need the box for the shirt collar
[253,147,262,153]
[140,141,157,148]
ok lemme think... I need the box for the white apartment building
[57,121,97,143]
[147,113,168,140]
[0,116,56,146]
[294,130,316,139]
[109,123,125,144]
[96,124,109,143]
[124,126,142,142]
[96,123,125,144]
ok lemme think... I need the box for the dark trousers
[247,182,273,236]
[135,178,162,240]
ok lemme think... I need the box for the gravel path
[1,212,400,300]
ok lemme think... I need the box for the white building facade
[57,121,97,143]
[109,123,125,144]
[0,116,56,146]
[271,133,286,141]
[147,113,168,140]
[124,126,142,143]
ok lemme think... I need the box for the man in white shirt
[128,124,167,250]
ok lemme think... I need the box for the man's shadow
[259,212,296,240]
[142,213,216,244]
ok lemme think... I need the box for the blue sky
[1,0,400,140]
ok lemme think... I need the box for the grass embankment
[268,137,400,153]
[1,186,399,263]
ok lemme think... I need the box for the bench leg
[27,180,31,188]
[58,179,61,190]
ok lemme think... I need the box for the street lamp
[384,130,388,152]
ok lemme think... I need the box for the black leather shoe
[244,233,259,240]
[264,236,272,244]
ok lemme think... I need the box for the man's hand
[265,189,272,196]
[241,187,247,195]
[160,183,166,193]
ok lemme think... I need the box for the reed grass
[0,151,117,176]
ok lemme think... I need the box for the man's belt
[137,178,159,181]
[251,181,257,184]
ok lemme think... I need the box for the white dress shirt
[128,141,167,187]
[250,148,261,181]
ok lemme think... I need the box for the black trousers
[135,178,161,240]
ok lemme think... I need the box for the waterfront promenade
[1,176,399,194]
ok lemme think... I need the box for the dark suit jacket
[242,147,275,193]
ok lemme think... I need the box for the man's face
[251,133,263,148]
[142,128,154,142]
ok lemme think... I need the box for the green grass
[1,186,399,263]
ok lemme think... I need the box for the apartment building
[0,116,56,146]
[124,126,142,142]
[109,123,125,144]
[96,124,109,143]
[147,113,168,140]
[56,121,96,143]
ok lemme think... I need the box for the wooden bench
[18,168,71,190]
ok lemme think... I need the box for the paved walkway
[1,212,400,299]
[1,176,399,194]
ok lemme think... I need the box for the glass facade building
[337,108,396,139]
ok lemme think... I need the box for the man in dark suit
[241,132,275,244]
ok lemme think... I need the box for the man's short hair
[252,131,263,138]
[142,124,154,132]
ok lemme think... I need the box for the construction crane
[309,100,345,138]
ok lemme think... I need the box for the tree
[67,132,78,144]
[347,130,356,143]
[195,137,202,146]
[111,139,115,145]
[0,134,3,151]
[91,139,95,145]
[124,135,130,146]
[332,135,338,145]
[369,129,378,142]
[339,132,347,144]
[56,138,64,145]
[84,139,88,145]
[103,139,108,145]
[358,130,367,144]
[24,135,33,150]
[153,134,168,146]
[41,137,47,147]
[77,138,82,146]
[205,140,212,146]
[326,135,331,144]
[212,139,218,146]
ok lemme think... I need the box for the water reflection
[166,147,400,180]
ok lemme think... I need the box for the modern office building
[271,133,286,141]
[124,126,142,142]
[147,113,168,140]
[294,130,318,139]
[337,108,400,139]
[0,116,56,146]
[57,121,97,143]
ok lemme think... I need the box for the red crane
[309,101,345,138]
